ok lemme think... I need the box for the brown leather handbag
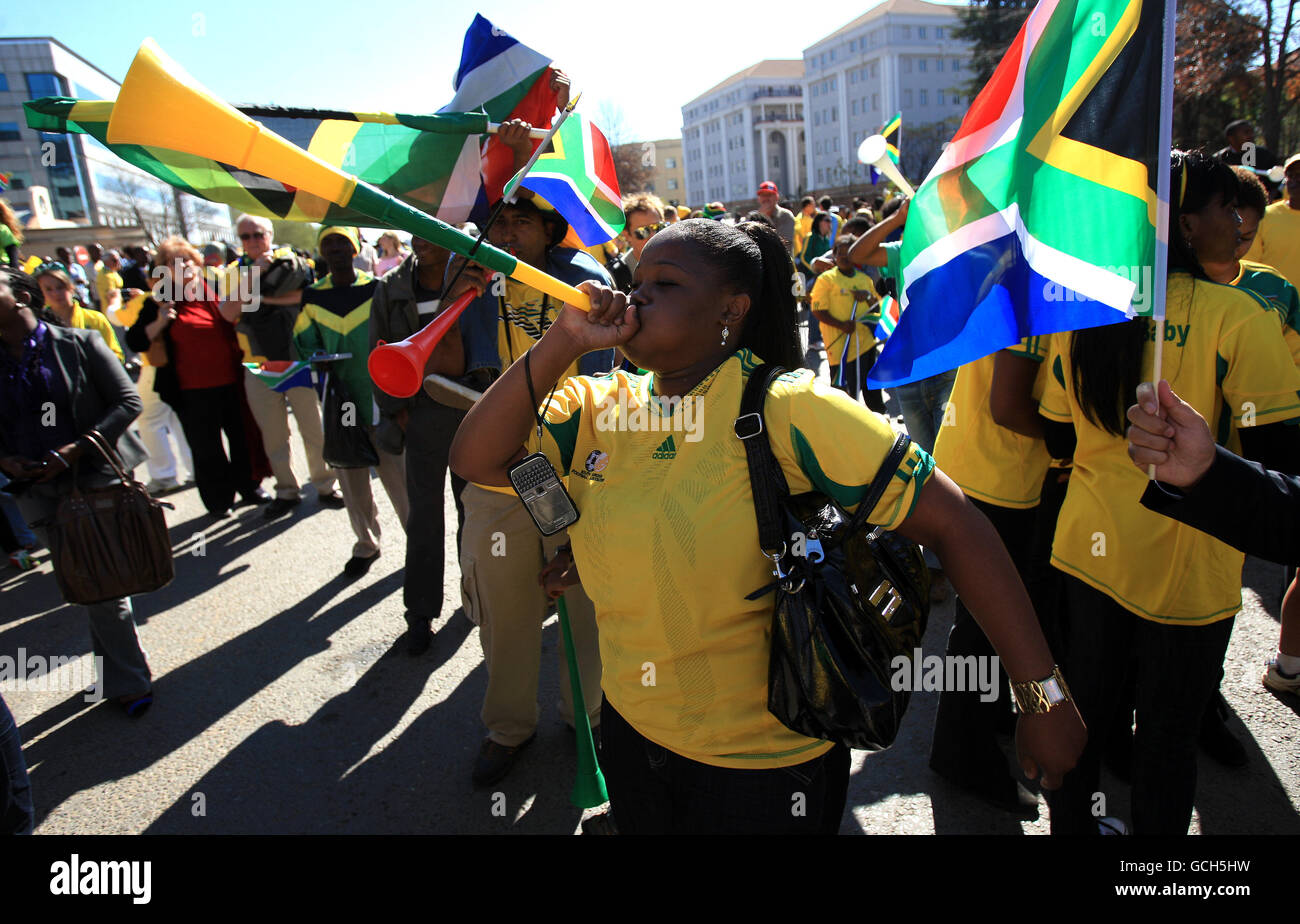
[44,430,175,605]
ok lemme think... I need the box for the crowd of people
[2,100,1299,835]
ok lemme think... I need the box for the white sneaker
[144,476,180,495]
[1263,657,1300,695]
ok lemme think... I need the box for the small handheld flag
[869,113,901,185]
[244,360,313,393]
[509,111,624,246]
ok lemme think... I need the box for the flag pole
[1148,0,1177,479]
[440,92,581,304]
[503,92,581,204]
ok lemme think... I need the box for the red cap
[757,181,779,195]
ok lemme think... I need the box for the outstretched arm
[896,469,1086,788]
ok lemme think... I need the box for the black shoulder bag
[737,364,931,751]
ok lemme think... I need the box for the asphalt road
[3,366,1298,835]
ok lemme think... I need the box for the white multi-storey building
[0,36,232,242]
[681,60,806,206]
[802,0,973,190]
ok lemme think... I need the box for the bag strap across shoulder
[736,364,915,554]
[735,363,789,556]
[845,432,913,532]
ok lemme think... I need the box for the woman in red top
[125,238,266,517]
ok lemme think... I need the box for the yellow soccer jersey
[70,301,124,362]
[1232,258,1300,365]
[496,279,583,381]
[933,336,1051,509]
[1246,201,1300,293]
[1039,272,1300,625]
[525,348,934,769]
[812,267,877,365]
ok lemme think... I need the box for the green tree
[951,0,1037,97]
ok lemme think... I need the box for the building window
[25,72,64,97]
[815,140,822,154]
[0,74,8,92]
[814,112,821,127]
[937,58,944,72]
[938,90,945,105]
[852,100,859,115]
[903,58,912,74]
[919,59,927,72]
[873,93,879,109]
[666,157,677,168]
[901,26,911,39]
[771,155,780,167]
[936,26,944,38]
[871,62,879,77]
[920,90,928,106]
[0,122,20,142]
[831,106,837,122]
[903,89,913,107]
[919,26,927,39]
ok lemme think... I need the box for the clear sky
[0,0,963,142]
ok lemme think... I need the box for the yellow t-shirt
[526,348,935,768]
[96,267,123,309]
[1245,200,1300,292]
[933,336,1051,509]
[1039,273,1300,625]
[112,292,154,366]
[811,267,877,364]
[70,301,124,363]
[1231,258,1300,365]
[793,213,813,262]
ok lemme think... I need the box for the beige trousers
[242,372,336,499]
[460,483,601,747]
[335,432,409,558]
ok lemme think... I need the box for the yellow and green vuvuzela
[106,38,590,311]
[25,96,495,227]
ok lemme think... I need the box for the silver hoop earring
[721,325,730,346]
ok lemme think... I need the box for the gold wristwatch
[1010,665,1073,715]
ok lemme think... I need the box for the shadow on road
[19,566,403,830]
[142,614,589,834]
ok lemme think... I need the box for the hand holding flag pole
[397,93,584,397]
[503,92,580,203]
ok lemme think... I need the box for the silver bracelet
[48,449,68,468]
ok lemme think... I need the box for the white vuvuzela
[857,134,914,197]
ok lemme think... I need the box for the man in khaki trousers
[460,483,600,788]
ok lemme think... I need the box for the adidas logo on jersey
[652,436,677,460]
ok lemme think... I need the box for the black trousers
[600,697,851,834]
[929,497,1038,780]
[1027,467,1071,661]
[1046,576,1234,835]
[402,396,467,625]
[174,384,256,515]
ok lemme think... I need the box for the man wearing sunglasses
[232,213,342,519]
[618,193,668,277]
